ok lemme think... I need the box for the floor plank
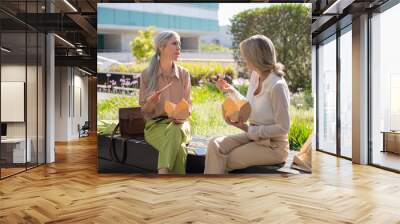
[0,136,400,223]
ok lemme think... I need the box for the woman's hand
[170,108,190,124]
[147,91,161,104]
[143,91,161,113]
[222,106,248,131]
[216,78,234,93]
[171,118,186,124]
[231,118,249,132]
[247,125,259,141]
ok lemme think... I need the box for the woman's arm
[139,72,158,114]
[221,105,248,132]
[184,71,192,115]
[247,82,290,139]
[171,69,192,124]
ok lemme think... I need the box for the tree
[129,27,155,63]
[230,4,311,93]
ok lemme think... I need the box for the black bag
[97,134,157,173]
[98,134,205,173]
[107,107,145,163]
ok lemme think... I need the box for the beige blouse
[228,71,290,140]
[139,63,192,120]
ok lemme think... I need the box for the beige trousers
[204,133,289,174]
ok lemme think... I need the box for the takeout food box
[222,97,251,123]
[164,99,190,120]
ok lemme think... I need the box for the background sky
[218,3,273,26]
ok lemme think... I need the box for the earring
[157,54,160,60]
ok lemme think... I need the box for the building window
[371,3,400,171]
[317,35,337,154]
[340,26,352,158]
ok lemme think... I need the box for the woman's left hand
[222,105,248,131]
[228,117,249,132]
[172,118,186,124]
[246,125,259,141]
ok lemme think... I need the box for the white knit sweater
[228,71,291,140]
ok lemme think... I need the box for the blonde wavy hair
[239,35,284,76]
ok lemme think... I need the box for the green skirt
[144,118,191,174]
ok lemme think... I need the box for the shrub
[230,4,311,93]
[289,108,313,151]
[107,62,238,86]
[97,94,139,121]
[97,85,314,150]
[291,90,314,110]
[200,42,232,53]
[129,27,155,63]
[190,84,240,137]
[109,63,147,74]
[177,62,237,86]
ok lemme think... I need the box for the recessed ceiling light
[78,68,91,75]
[63,0,78,12]
[322,0,354,15]
[54,34,75,48]
[1,47,11,53]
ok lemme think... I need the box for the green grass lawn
[97,84,313,150]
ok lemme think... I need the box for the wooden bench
[97,134,300,174]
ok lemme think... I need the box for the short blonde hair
[239,35,284,76]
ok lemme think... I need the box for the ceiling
[0,0,97,74]
[309,0,390,43]
[1,0,395,72]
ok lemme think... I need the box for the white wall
[54,67,89,141]
[1,64,46,164]
[1,65,42,138]
[1,65,26,138]
[121,33,136,52]
[55,67,69,141]
[201,25,233,48]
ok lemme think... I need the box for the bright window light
[63,0,78,12]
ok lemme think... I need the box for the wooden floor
[372,150,400,171]
[1,136,400,223]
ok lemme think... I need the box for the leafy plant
[200,42,232,53]
[291,90,314,110]
[129,27,155,63]
[107,61,238,86]
[97,85,313,150]
[288,108,313,151]
[230,4,311,93]
[97,94,139,121]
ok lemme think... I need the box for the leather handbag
[119,107,145,137]
[107,107,145,163]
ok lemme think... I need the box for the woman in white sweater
[204,35,291,174]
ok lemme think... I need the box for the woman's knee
[207,137,220,150]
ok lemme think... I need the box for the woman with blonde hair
[139,31,192,174]
[204,35,290,174]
